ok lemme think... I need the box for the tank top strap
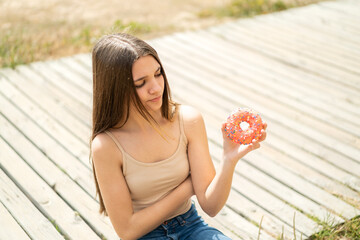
[104,130,126,154]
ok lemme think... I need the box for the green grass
[198,0,291,18]
[277,216,359,240]
[197,0,326,19]
[255,210,359,240]
[308,216,360,240]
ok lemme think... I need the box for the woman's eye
[135,81,145,88]
[155,71,162,77]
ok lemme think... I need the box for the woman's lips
[149,95,161,102]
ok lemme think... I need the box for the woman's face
[132,55,164,113]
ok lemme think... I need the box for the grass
[308,216,360,240]
[0,0,327,69]
[198,0,290,18]
[256,212,360,240]
[0,20,154,69]
[198,0,326,19]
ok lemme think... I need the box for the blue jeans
[138,204,232,240]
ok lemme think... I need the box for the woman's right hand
[221,121,267,164]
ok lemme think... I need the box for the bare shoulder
[180,105,206,139]
[91,132,122,165]
[180,105,203,124]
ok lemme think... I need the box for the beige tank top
[104,108,192,220]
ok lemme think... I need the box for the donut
[224,108,263,145]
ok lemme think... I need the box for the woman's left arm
[183,106,267,217]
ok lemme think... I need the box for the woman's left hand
[221,121,267,164]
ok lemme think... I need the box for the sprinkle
[224,108,263,145]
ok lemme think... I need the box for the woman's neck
[121,108,165,133]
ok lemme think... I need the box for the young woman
[90,33,267,240]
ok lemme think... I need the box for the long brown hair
[90,33,176,215]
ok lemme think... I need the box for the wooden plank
[289,2,360,33]
[0,67,90,123]
[0,68,90,144]
[209,22,360,89]
[156,34,360,159]
[169,85,358,238]
[45,59,92,92]
[159,39,360,123]
[168,97,317,237]
[156,52,359,216]
[0,91,94,196]
[0,99,119,240]
[25,62,92,107]
[59,56,93,84]
[234,17,360,75]
[0,168,64,240]
[319,0,360,18]
[0,73,90,166]
[173,75,360,199]
[159,32,360,138]
[159,54,359,179]
[209,143,345,224]
[0,202,31,240]
[211,156,315,238]
[274,4,360,46]
[249,12,360,64]
[168,72,360,193]
[0,137,100,240]
[154,38,360,176]
[208,23,360,91]
[193,198,274,240]
[178,28,360,106]
[172,76,358,217]
[259,141,360,198]
[299,3,360,33]
[174,30,360,144]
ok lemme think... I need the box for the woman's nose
[149,78,161,94]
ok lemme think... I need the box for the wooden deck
[1,0,359,239]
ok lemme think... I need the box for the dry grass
[0,0,231,68]
[1,0,330,68]
[0,0,329,68]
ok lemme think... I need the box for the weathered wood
[0,76,90,179]
[208,24,360,91]
[155,43,360,232]
[160,79,318,237]
[169,76,355,234]
[0,169,64,240]
[0,68,90,146]
[0,100,119,240]
[0,0,359,239]
[0,202,31,240]
[156,41,360,162]
[0,137,100,240]
[45,59,92,93]
[0,77,90,165]
[154,39,360,178]
[159,32,360,139]
[27,62,92,107]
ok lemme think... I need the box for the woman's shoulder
[179,105,205,139]
[91,132,123,165]
[180,105,203,123]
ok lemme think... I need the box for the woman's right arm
[91,133,193,240]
